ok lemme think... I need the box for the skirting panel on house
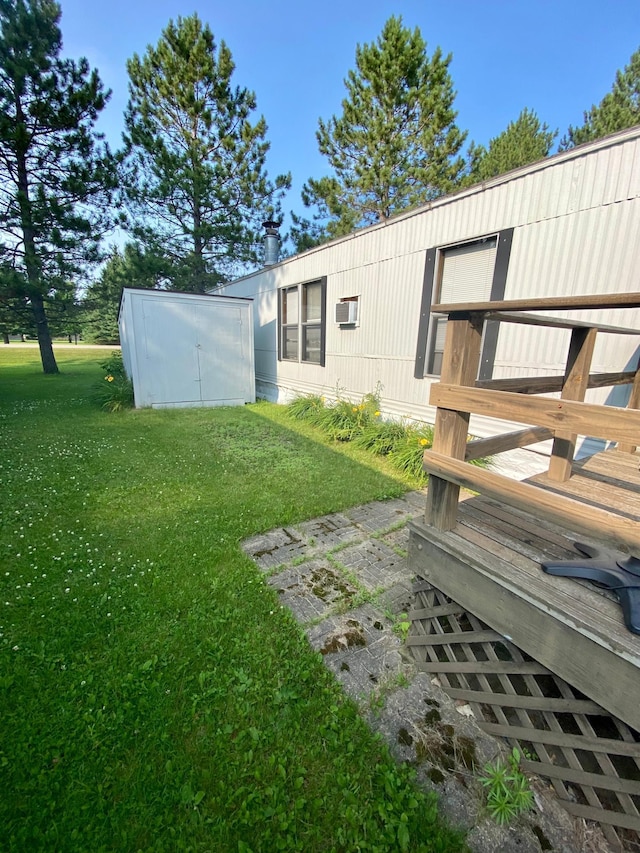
[408,581,640,851]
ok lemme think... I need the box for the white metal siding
[216,128,640,439]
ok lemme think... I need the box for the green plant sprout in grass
[478,747,534,825]
[393,612,412,643]
[94,350,134,412]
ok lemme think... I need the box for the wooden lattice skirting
[408,579,640,851]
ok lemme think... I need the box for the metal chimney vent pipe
[262,220,281,266]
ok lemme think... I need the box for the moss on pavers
[266,558,360,623]
[307,604,405,704]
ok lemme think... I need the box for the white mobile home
[216,128,640,471]
[119,288,255,409]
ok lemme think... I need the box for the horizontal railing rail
[422,294,640,538]
[475,370,637,395]
[431,384,640,448]
[423,451,640,553]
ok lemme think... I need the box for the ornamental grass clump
[317,398,372,441]
[286,388,433,482]
[286,393,326,424]
[94,350,134,412]
[316,389,381,441]
[354,417,410,457]
[287,388,382,441]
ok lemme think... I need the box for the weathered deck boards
[408,449,640,733]
[531,449,640,521]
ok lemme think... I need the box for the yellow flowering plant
[94,351,134,412]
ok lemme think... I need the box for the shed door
[197,305,248,403]
[142,299,201,404]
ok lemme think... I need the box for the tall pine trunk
[191,145,206,292]
[31,292,58,374]
[15,95,58,374]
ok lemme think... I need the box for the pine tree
[0,262,34,342]
[82,243,167,344]
[122,14,290,292]
[562,47,640,149]
[285,212,328,256]
[301,16,466,238]
[468,108,556,182]
[0,0,116,373]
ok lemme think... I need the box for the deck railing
[422,293,640,553]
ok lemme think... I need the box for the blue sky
[57,0,639,233]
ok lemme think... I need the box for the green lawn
[0,347,464,852]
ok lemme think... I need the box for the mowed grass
[0,347,464,853]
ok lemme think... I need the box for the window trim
[278,276,327,366]
[414,228,514,380]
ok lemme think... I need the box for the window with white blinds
[439,238,497,303]
[427,237,497,376]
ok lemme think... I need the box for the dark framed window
[414,228,514,381]
[278,277,327,366]
[281,286,299,360]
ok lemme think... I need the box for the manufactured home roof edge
[213,123,640,291]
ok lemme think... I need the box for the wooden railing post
[425,312,484,530]
[548,327,597,482]
[618,360,640,454]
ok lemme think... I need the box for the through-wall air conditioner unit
[335,300,359,325]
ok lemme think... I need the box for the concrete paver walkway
[243,493,422,705]
[242,492,602,853]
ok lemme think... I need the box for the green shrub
[99,350,126,378]
[94,350,134,412]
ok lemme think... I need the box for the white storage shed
[118,288,255,409]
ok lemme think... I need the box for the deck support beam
[619,361,640,454]
[548,327,597,482]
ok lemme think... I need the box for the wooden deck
[408,449,640,732]
[407,294,640,844]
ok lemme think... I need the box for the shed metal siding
[119,289,256,409]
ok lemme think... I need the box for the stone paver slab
[267,559,358,623]
[293,512,362,549]
[336,539,412,592]
[242,527,308,571]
